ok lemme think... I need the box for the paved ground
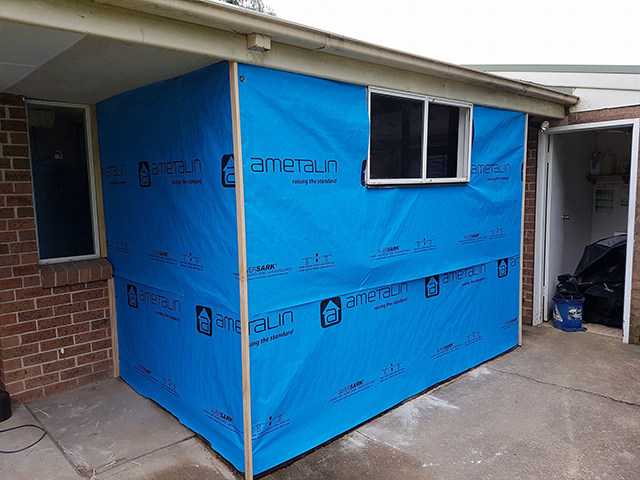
[1,325,639,480]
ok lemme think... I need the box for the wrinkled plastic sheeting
[98,62,245,469]
[238,64,523,473]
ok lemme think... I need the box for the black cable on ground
[0,424,47,454]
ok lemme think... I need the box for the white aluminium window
[367,87,472,186]
[26,101,100,264]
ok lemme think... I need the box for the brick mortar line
[489,367,640,408]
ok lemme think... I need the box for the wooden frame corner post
[229,61,254,480]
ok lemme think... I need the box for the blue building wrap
[98,61,524,474]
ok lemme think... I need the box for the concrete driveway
[1,325,639,479]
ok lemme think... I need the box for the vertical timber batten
[230,61,254,480]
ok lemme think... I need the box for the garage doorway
[533,119,640,343]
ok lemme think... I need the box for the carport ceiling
[0,20,220,104]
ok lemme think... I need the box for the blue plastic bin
[552,297,586,332]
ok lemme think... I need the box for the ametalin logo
[320,297,341,328]
[471,163,511,175]
[139,162,151,187]
[346,283,407,308]
[221,154,234,187]
[196,305,213,336]
[127,284,138,308]
[425,276,439,298]
[250,157,338,173]
[498,258,509,278]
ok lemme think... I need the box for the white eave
[0,0,578,118]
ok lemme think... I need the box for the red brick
[0,299,34,314]
[7,106,26,120]
[38,315,72,330]
[4,170,30,182]
[40,336,74,353]
[0,119,27,132]
[0,231,17,243]
[0,277,21,290]
[0,313,17,326]
[16,207,34,219]
[40,265,55,288]
[88,298,109,310]
[72,288,105,303]
[22,274,41,287]
[51,283,86,294]
[90,318,109,331]
[18,307,53,322]
[0,266,13,278]
[73,309,104,323]
[1,320,36,336]
[22,328,57,345]
[25,373,60,390]
[20,252,39,265]
[0,207,15,219]
[44,378,79,396]
[1,343,39,359]
[63,262,80,285]
[0,289,13,302]
[18,229,36,241]
[4,381,25,395]
[60,343,91,358]
[54,302,87,316]
[4,365,42,383]
[9,132,28,145]
[60,365,92,381]
[91,359,113,374]
[15,286,52,300]
[57,322,90,337]
[91,339,112,351]
[42,358,76,374]
[0,254,20,266]
[13,183,32,194]
[3,144,28,157]
[12,158,31,170]
[7,195,33,207]
[22,351,58,367]
[36,294,70,308]
[12,388,45,403]
[0,94,25,106]
[78,369,112,386]
[77,350,108,366]
[13,264,39,277]
[52,263,68,286]
[75,330,106,345]
[0,334,20,348]
[1,357,22,372]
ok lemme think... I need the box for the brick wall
[522,126,539,325]
[0,93,114,402]
[524,105,640,343]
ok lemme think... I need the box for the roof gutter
[94,0,579,107]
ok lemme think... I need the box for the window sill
[40,258,113,288]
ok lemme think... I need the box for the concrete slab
[0,404,82,480]
[98,437,241,480]
[490,324,640,404]
[27,379,195,476]
[264,326,640,480]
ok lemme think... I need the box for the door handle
[562,215,570,221]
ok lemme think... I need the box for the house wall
[0,93,114,402]
[524,105,640,343]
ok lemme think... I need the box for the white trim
[25,99,101,265]
[534,118,639,343]
[532,132,550,325]
[366,87,472,186]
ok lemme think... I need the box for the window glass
[426,103,460,179]
[369,93,423,179]
[27,104,96,261]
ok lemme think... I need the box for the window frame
[366,87,473,186]
[25,100,101,265]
